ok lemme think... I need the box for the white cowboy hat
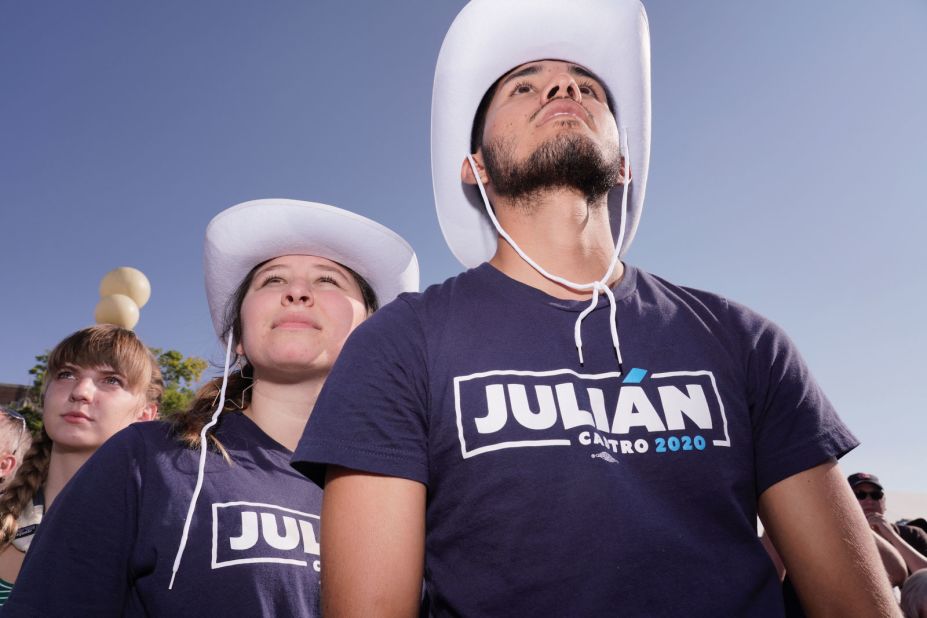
[203,198,419,337]
[431,0,651,268]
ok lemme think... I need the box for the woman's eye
[317,275,341,287]
[260,275,284,287]
[512,81,533,95]
[55,370,74,380]
[102,376,125,387]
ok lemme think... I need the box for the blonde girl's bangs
[45,325,157,398]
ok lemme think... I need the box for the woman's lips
[62,411,91,423]
[275,322,318,329]
[273,314,321,330]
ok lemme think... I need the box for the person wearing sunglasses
[0,408,31,490]
[850,472,927,578]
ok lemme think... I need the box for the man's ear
[461,153,489,186]
[137,401,159,422]
[618,155,632,185]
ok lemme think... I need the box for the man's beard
[481,132,622,208]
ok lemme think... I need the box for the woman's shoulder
[114,418,176,447]
[87,419,180,468]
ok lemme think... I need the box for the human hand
[865,512,891,536]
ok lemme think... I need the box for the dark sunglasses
[0,407,27,456]
[854,489,884,501]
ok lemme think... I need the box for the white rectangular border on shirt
[453,368,730,459]
[211,501,320,569]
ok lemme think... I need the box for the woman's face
[237,255,368,381]
[43,364,157,452]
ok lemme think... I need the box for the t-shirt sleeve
[899,525,927,557]
[3,424,146,616]
[292,297,430,487]
[739,307,859,495]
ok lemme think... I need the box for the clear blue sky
[1,1,925,491]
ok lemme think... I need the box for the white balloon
[94,294,140,329]
[100,267,151,308]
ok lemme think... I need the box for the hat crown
[203,199,419,338]
[848,472,883,489]
[431,0,651,268]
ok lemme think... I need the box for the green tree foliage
[10,354,48,431]
[149,348,209,417]
[9,347,207,424]
[27,353,48,400]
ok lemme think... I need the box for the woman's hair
[0,407,31,469]
[45,324,164,404]
[171,258,378,452]
[0,325,163,548]
[0,430,51,548]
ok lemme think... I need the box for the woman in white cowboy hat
[4,199,418,616]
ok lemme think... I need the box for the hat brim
[203,199,419,337]
[431,0,651,268]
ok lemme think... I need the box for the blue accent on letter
[622,368,648,384]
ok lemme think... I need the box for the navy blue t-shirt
[293,263,858,617]
[6,412,322,616]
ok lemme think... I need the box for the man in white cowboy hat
[292,0,897,615]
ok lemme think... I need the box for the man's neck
[488,187,623,299]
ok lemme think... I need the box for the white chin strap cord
[467,128,631,369]
[168,330,235,590]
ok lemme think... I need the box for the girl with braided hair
[0,324,161,605]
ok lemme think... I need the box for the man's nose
[544,72,581,103]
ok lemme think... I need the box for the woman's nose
[69,377,95,402]
[283,282,313,305]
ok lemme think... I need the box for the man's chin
[483,133,621,202]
